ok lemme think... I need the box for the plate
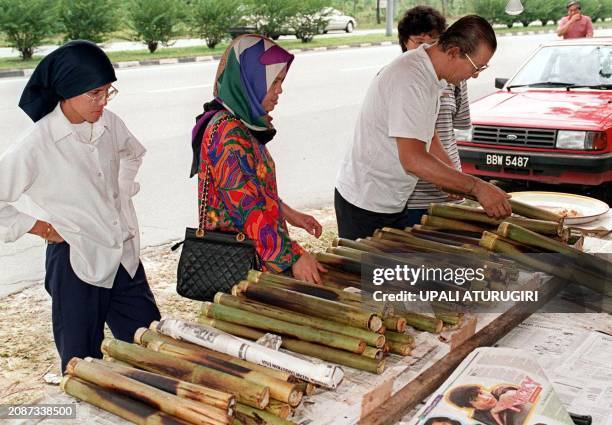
[508,191,610,225]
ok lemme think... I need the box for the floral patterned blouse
[198,111,304,272]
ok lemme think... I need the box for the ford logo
[506,134,518,140]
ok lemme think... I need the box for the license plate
[485,154,529,168]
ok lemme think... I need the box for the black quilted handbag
[173,116,260,301]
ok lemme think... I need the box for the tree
[244,0,300,39]
[190,0,241,48]
[290,0,331,43]
[581,0,612,22]
[128,0,185,53]
[0,0,60,60]
[61,0,121,43]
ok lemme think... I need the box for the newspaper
[409,347,574,425]
[154,317,344,389]
[498,320,612,425]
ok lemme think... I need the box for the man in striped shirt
[399,6,472,223]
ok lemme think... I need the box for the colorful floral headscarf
[214,34,294,131]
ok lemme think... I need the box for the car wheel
[271,34,280,40]
[323,30,328,34]
[345,22,354,33]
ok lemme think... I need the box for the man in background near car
[334,15,512,241]
[398,6,472,226]
[557,1,594,39]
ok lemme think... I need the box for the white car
[322,8,357,33]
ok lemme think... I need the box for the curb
[0,26,606,80]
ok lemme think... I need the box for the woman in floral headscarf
[190,35,326,284]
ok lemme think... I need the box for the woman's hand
[29,220,64,243]
[282,204,323,238]
[292,252,327,284]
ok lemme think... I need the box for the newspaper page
[498,320,612,425]
[409,347,574,425]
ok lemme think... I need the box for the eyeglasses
[84,86,118,104]
[464,53,489,75]
[408,36,439,47]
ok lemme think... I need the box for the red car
[458,38,612,202]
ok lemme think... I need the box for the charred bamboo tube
[509,198,564,223]
[89,358,235,414]
[101,338,270,409]
[409,227,482,246]
[386,341,412,356]
[376,228,485,257]
[398,312,443,334]
[428,204,563,236]
[214,293,385,348]
[362,346,384,361]
[333,238,384,253]
[61,376,193,425]
[66,358,231,424]
[236,404,296,425]
[498,222,612,277]
[202,302,366,354]
[315,252,363,275]
[234,281,383,332]
[421,215,489,233]
[383,316,407,333]
[263,400,292,420]
[143,337,302,407]
[135,328,292,383]
[480,232,611,295]
[384,331,416,347]
[199,318,384,374]
[327,246,369,262]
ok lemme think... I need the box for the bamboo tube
[264,400,292,420]
[235,281,383,332]
[294,381,316,396]
[480,232,611,295]
[498,222,612,277]
[101,339,270,409]
[386,341,412,356]
[62,376,193,425]
[409,227,482,246]
[376,325,386,335]
[214,293,385,348]
[89,358,235,414]
[376,228,484,256]
[135,328,292,383]
[362,346,384,361]
[199,318,385,374]
[384,331,416,347]
[202,302,366,354]
[66,358,231,424]
[143,337,302,407]
[327,246,369,262]
[397,312,443,334]
[333,237,384,253]
[509,198,564,222]
[383,316,407,333]
[422,214,490,233]
[236,404,296,425]
[315,252,365,275]
[435,312,464,326]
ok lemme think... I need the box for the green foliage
[244,0,300,38]
[0,0,60,60]
[189,0,241,48]
[581,0,612,21]
[472,0,515,26]
[128,0,185,52]
[61,0,121,43]
[290,0,332,42]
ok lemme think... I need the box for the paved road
[1,30,609,296]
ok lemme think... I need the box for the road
[1,30,608,295]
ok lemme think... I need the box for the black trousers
[44,242,161,373]
[334,188,427,240]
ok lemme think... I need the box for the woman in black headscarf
[0,40,160,373]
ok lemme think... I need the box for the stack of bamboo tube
[61,323,309,425]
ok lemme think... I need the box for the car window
[509,45,612,87]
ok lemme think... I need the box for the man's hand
[29,220,64,243]
[570,12,582,22]
[292,252,327,284]
[472,179,512,218]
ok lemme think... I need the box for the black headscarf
[18,40,116,122]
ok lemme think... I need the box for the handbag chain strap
[197,114,246,243]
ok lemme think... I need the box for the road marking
[147,84,212,93]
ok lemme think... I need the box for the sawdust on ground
[0,207,338,405]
